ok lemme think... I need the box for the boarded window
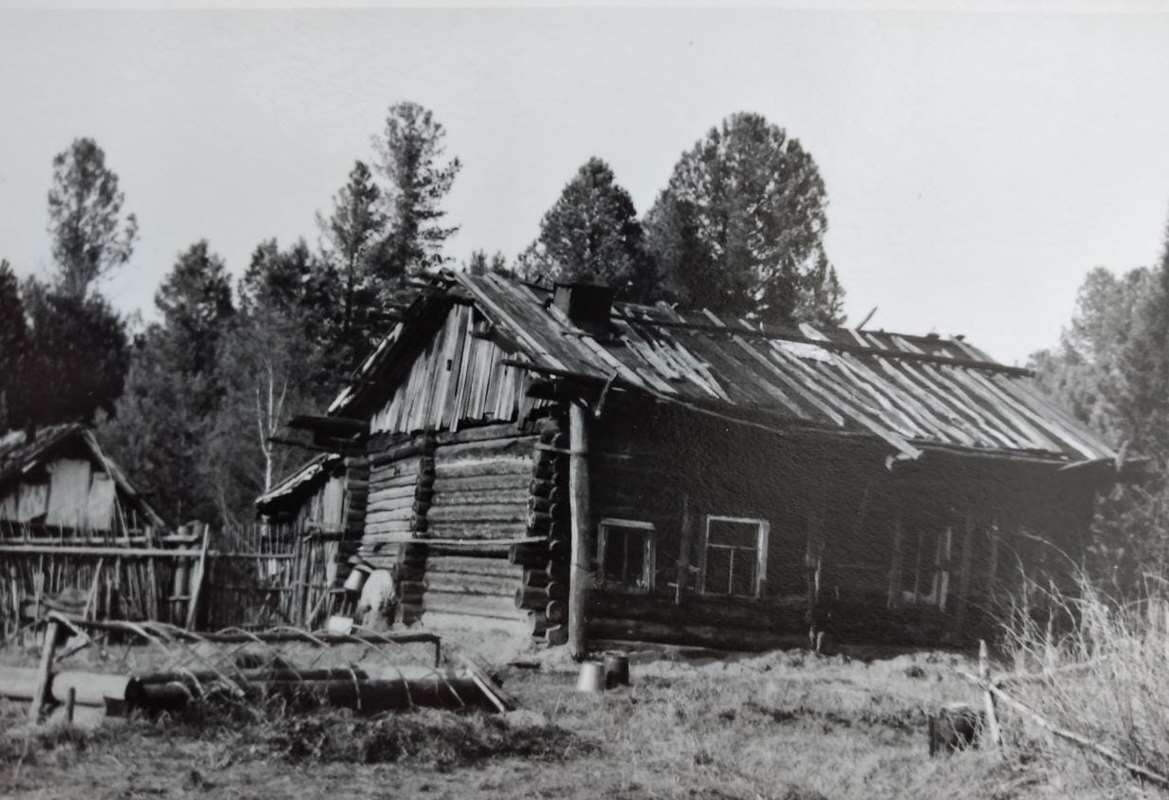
[598,519,655,593]
[703,516,769,598]
[84,473,116,531]
[47,459,93,529]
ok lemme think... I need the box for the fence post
[185,523,211,631]
[28,617,61,723]
[979,639,1003,748]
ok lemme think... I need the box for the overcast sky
[2,5,1168,365]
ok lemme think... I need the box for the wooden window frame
[898,522,952,610]
[701,515,769,599]
[597,518,656,594]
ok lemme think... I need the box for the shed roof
[331,272,1124,469]
[255,451,343,510]
[0,424,166,526]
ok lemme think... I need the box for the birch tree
[209,239,332,524]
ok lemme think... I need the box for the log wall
[359,418,565,640]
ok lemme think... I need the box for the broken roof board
[329,272,1119,467]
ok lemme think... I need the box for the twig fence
[0,522,343,639]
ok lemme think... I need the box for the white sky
[2,4,1168,365]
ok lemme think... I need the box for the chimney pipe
[553,279,615,340]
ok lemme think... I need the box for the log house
[287,271,1141,652]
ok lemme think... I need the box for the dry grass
[0,644,1114,799]
[998,572,1169,797]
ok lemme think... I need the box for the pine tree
[0,260,27,429]
[374,102,462,289]
[318,160,388,370]
[17,280,129,426]
[520,158,654,300]
[464,249,511,277]
[46,138,138,299]
[99,242,235,523]
[154,241,234,376]
[644,112,837,326]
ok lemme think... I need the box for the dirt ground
[0,641,1133,800]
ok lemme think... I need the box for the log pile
[2,663,500,717]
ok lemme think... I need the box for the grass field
[0,643,1153,799]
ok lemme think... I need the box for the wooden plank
[729,331,843,425]
[1006,376,1115,457]
[766,342,922,459]
[458,274,570,372]
[879,351,1020,450]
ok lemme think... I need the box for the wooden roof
[255,451,343,510]
[331,272,1124,468]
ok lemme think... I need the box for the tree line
[1030,222,1169,589]
[0,102,846,527]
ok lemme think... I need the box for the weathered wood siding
[370,304,543,435]
[1,457,119,531]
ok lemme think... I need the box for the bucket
[575,661,605,693]
[603,653,630,688]
[343,568,368,593]
[325,615,354,635]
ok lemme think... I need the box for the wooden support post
[978,639,1002,749]
[567,401,593,659]
[675,494,693,605]
[29,617,60,723]
[887,510,903,609]
[65,686,76,724]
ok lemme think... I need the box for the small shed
[255,452,349,532]
[305,271,1139,652]
[0,424,164,536]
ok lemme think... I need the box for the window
[597,519,655,593]
[702,516,769,598]
[899,521,953,609]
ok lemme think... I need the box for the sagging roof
[255,451,343,510]
[330,272,1125,468]
[0,423,166,527]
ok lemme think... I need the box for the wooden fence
[0,522,341,640]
